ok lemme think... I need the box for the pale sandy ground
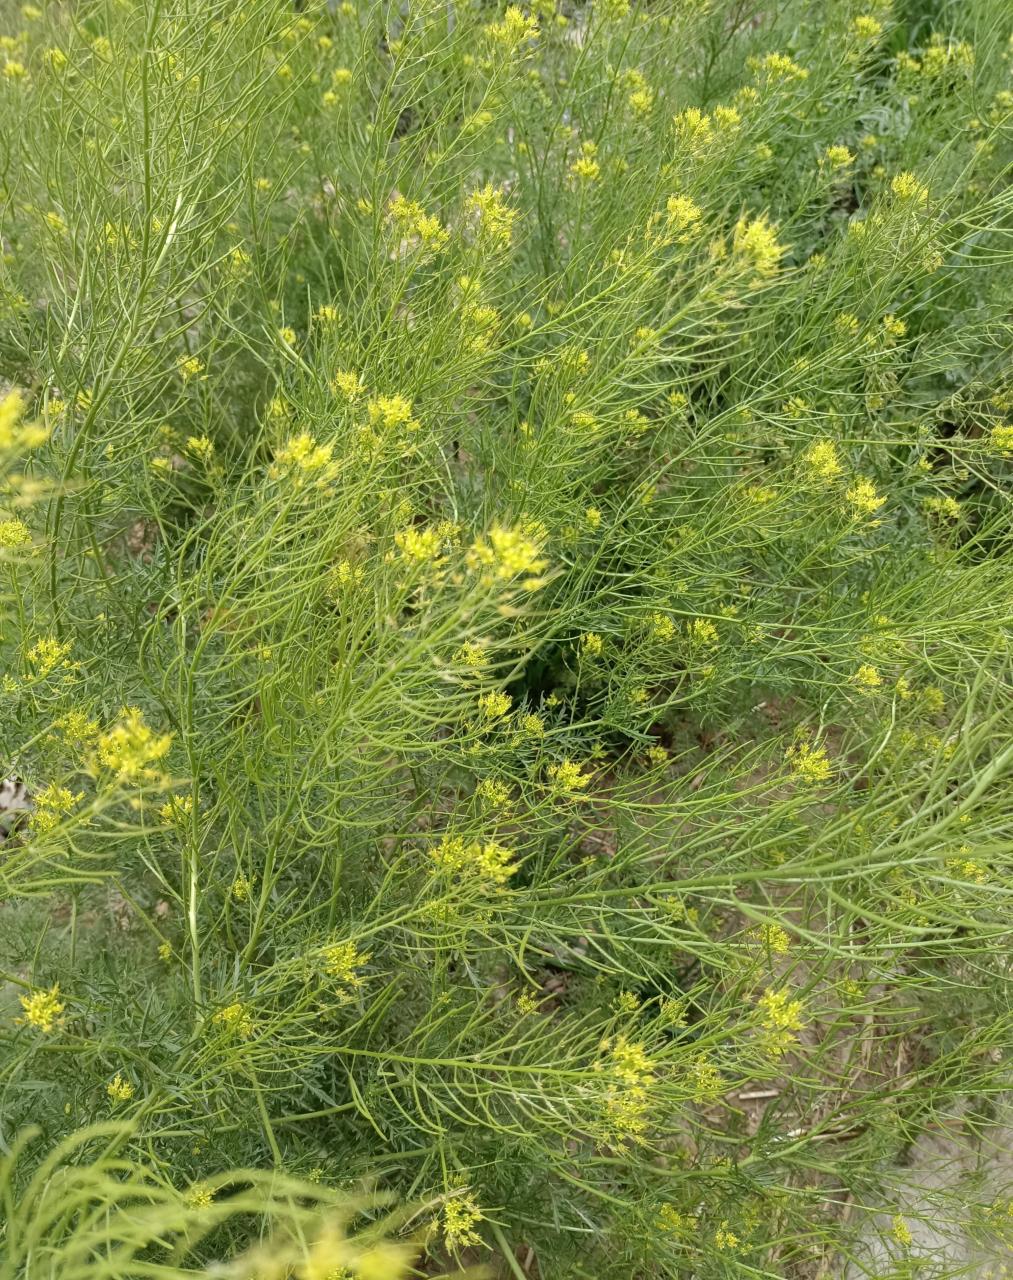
[847,1116,1013,1277]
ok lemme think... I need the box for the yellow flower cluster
[852,663,882,690]
[107,1071,135,1103]
[852,15,883,40]
[466,524,548,588]
[750,51,809,82]
[430,833,517,887]
[757,986,806,1057]
[478,689,511,719]
[27,635,74,677]
[28,783,82,835]
[579,631,604,657]
[388,193,449,256]
[803,439,842,481]
[159,793,193,826]
[394,525,444,564]
[824,144,854,169]
[732,214,786,279]
[846,476,886,519]
[443,1192,484,1251]
[212,1001,256,1039]
[890,171,929,204]
[270,432,337,485]
[97,707,172,780]
[688,618,719,648]
[547,758,592,794]
[484,5,538,51]
[17,983,64,1032]
[786,738,832,784]
[321,939,371,992]
[465,183,516,248]
[599,1034,654,1143]
[0,518,31,549]
[569,139,600,182]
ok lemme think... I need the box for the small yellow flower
[890,171,929,204]
[231,872,255,901]
[98,708,172,780]
[443,1193,484,1252]
[846,476,886,519]
[430,834,517,887]
[852,15,883,39]
[786,738,832,784]
[212,1002,255,1039]
[715,1221,741,1251]
[754,922,791,955]
[0,518,32,549]
[17,984,64,1032]
[321,939,370,988]
[891,1214,913,1247]
[688,618,719,648]
[803,439,841,481]
[27,635,74,677]
[185,1182,214,1210]
[176,354,205,382]
[484,5,539,49]
[569,140,600,182]
[731,214,787,279]
[478,690,512,719]
[882,313,906,339]
[159,794,193,826]
[824,144,854,169]
[547,758,592,794]
[852,663,882,690]
[107,1072,135,1103]
[579,631,604,658]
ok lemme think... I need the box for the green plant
[1,0,1011,1275]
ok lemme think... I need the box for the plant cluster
[0,0,1011,1276]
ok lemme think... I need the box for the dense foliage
[1,0,1011,1275]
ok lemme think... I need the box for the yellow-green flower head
[28,783,83,835]
[785,738,832,784]
[484,6,539,51]
[731,214,787,279]
[852,663,882,690]
[852,14,883,39]
[824,144,854,169]
[16,983,64,1032]
[665,194,703,240]
[98,707,172,780]
[466,524,548,588]
[0,518,32,550]
[478,689,512,719]
[107,1071,135,1103]
[750,51,809,83]
[430,833,517,886]
[321,939,370,986]
[802,439,842,482]
[846,476,886,519]
[443,1193,484,1252]
[26,635,74,677]
[185,1182,214,1210]
[890,171,929,204]
[211,1001,256,1039]
[465,183,516,248]
[388,194,449,256]
[547,758,592,794]
[569,139,600,182]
